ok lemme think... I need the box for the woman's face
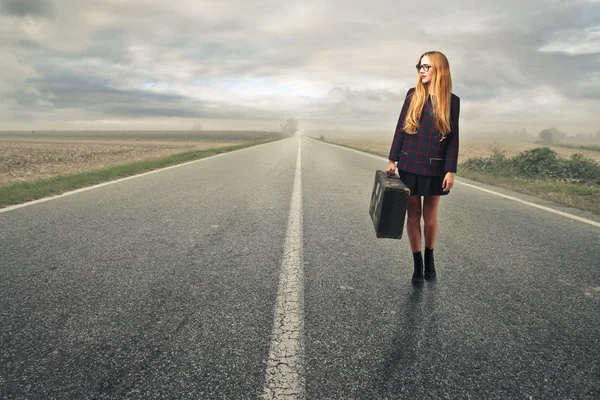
[418,55,433,84]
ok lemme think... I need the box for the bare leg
[406,195,422,253]
[423,196,441,249]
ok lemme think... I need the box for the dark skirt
[398,170,449,196]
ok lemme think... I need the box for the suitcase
[369,170,410,239]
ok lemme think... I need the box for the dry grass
[0,138,243,187]
[459,140,600,162]
[327,137,600,163]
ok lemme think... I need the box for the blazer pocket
[429,157,443,164]
[400,150,408,155]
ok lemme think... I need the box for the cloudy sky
[1,0,599,136]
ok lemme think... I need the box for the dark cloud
[17,67,281,121]
[0,0,54,18]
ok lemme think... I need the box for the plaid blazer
[388,87,460,177]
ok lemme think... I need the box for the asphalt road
[1,136,599,399]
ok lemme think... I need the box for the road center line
[262,139,305,400]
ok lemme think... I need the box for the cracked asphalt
[1,136,599,399]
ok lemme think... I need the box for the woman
[385,51,460,285]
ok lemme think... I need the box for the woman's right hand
[385,160,396,176]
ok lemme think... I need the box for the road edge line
[0,139,287,214]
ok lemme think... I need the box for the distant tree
[539,126,566,144]
[191,123,203,131]
[281,118,299,135]
[539,129,554,144]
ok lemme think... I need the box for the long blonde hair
[404,51,453,140]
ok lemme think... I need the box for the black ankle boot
[412,252,424,285]
[424,247,436,280]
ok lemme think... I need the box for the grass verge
[318,138,600,215]
[458,169,600,214]
[0,139,275,209]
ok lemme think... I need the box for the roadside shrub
[488,143,511,172]
[461,143,511,173]
[558,153,600,183]
[511,147,560,179]
[462,146,600,184]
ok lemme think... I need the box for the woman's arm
[388,88,415,162]
[444,95,460,174]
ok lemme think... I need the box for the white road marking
[455,181,600,228]
[262,139,305,400]
[0,139,285,214]
[312,137,600,228]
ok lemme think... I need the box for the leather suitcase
[369,170,410,239]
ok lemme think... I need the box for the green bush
[462,146,600,184]
[462,143,511,173]
[559,153,600,183]
[512,147,560,179]
[461,143,514,175]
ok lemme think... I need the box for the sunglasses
[415,64,432,72]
